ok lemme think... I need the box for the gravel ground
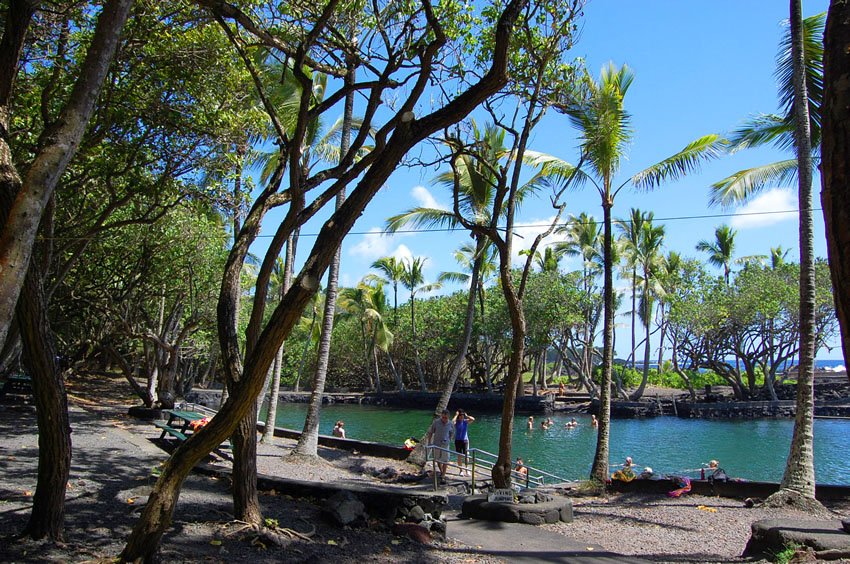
[0,375,494,563]
[1,373,848,563]
[544,492,850,563]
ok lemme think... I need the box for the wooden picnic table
[152,409,232,460]
[0,374,32,399]
[155,409,206,440]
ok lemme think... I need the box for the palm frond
[418,282,443,295]
[385,207,459,232]
[776,12,825,138]
[726,114,793,152]
[438,271,470,285]
[633,134,727,191]
[708,159,799,208]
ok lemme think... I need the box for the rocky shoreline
[185,375,850,420]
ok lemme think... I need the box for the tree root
[761,489,830,516]
[286,453,331,467]
[220,519,316,549]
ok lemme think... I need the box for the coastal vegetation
[0,0,846,558]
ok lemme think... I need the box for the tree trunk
[411,297,428,391]
[629,270,637,369]
[630,280,652,401]
[776,0,817,500]
[231,400,261,523]
[0,319,22,377]
[656,304,666,370]
[293,60,354,456]
[590,197,614,484]
[492,285,525,489]
[822,0,850,380]
[294,307,316,390]
[259,348,282,443]
[388,353,403,390]
[261,231,297,443]
[0,0,133,351]
[18,263,71,541]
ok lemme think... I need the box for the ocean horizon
[633,359,847,373]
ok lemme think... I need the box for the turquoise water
[272,405,850,485]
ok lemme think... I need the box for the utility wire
[42,207,812,241]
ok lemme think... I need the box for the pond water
[270,404,850,485]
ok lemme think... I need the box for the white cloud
[347,229,415,265]
[348,228,396,260]
[389,244,414,263]
[411,185,448,211]
[730,189,798,229]
[510,217,569,265]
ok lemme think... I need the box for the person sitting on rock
[612,456,637,482]
[706,459,728,483]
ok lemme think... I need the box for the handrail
[424,444,566,491]
[464,446,567,484]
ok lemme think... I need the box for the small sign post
[487,488,516,503]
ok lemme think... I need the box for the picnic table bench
[153,421,188,441]
[155,409,206,440]
[0,374,32,399]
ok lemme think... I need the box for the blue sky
[257,1,839,359]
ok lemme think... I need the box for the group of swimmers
[526,414,598,430]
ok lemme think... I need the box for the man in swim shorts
[426,409,455,483]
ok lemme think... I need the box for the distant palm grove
[1,0,848,557]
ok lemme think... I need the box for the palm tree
[438,240,499,320]
[655,251,683,370]
[774,0,818,506]
[630,217,666,401]
[696,225,737,285]
[365,283,396,389]
[771,245,791,269]
[294,289,323,390]
[366,256,406,389]
[293,54,361,457]
[709,8,822,504]
[555,213,604,394]
[617,208,650,369]
[386,122,506,404]
[337,282,393,392]
[530,246,563,273]
[822,2,850,381]
[709,12,824,207]
[556,62,725,484]
[399,257,441,391]
[369,256,405,324]
[260,254,289,443]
